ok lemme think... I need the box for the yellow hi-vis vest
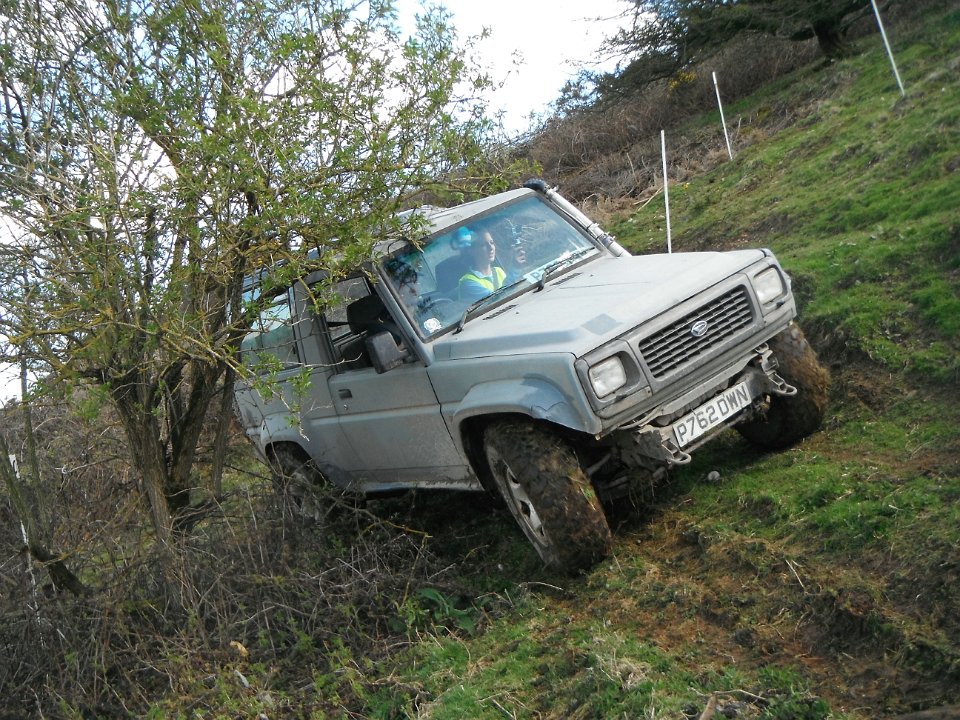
[459,267,506,295]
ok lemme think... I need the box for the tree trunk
[812,18,856,58]
[208,369,237,500]
[166,361,225,517]
[113,361,226,542]
[132,425,175,545]
[0,437,88,596]
[113,383,174,545]
[23,541,89,596]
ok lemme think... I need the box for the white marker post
[661,129,672,254]
[871,0,905,97]
[9,453,42,629]
[712,71,734,160]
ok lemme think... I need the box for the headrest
[346,294,387,334]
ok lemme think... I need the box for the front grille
[638,286,753,378]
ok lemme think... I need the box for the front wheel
[737,322,830,449]
[484,421,612,573]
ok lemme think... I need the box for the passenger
[499,230,528,282]
[385,258,420,314]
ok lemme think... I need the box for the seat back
[434,255,469,297]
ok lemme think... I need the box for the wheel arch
[263,439,309,465]
[263,438,355,489]
[452,378,596,492]
[453,377,597,437]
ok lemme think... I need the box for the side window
[322,277,375,370]
[240,289,301,370]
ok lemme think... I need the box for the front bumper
[610,344,794,466]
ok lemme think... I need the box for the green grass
[370,602,835,719]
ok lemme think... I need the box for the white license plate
[673,382,754,447]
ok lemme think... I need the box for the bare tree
[0,0,498,545]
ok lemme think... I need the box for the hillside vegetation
[1,3,957,718]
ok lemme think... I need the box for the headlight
[588,356,627,398]
[752,267,786,305]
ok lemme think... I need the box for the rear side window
[240,289,300,370]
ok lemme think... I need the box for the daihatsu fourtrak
[235,180,829,572]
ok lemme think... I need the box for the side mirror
[366,331,408,374]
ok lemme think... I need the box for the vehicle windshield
[381,195,599,338]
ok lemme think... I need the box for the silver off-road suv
[235,180,828,572]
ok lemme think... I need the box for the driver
[457,226,507,302]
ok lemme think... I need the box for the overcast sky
[394,0,627,135]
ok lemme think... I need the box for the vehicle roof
[418,187,533,235]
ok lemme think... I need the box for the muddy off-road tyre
[737,322,830,449]
[484,421,612,573]
[270,444,326,519]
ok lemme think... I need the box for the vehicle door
[235,283,357,486]
[320,278,473,491]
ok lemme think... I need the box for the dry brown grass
[522,35,821,203]
[521,0,941,208]
[0,395,484,718]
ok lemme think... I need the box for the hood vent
[484,304,518,319]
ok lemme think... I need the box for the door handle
[338,389,353,399]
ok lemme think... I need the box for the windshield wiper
[534,247,596,291]
[454,279,525,334]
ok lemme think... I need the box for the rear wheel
[484,421,612,573]
[269,445,327,519]
[737,322,830,449]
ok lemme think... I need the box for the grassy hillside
[341,5,960,719]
